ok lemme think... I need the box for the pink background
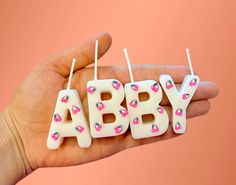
[0,0,235,184]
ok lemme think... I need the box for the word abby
[47,42,200,149]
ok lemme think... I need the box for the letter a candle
[86,40,129,138]
[123,48,169,139]
[159,48,200,134]
[47,59,92,149]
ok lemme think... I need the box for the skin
[0,33,218,184]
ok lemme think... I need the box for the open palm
[6,33,218,170]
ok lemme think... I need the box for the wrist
[0,108,32,185]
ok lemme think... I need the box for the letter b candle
[87,40,129,138]
[123,49,169,139]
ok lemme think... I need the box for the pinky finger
[186,100,211,118]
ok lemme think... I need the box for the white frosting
[159,74,200,134]
[47,89,92,149]
[125,80,169,139]
[87,79,129,138]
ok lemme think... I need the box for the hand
[0,33,218,184]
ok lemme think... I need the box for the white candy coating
[47,89,92,149]
[159,74,200,134]
[125,80,169,139]
[87,79,129,138]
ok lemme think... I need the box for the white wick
[186,48,195,76]
[67,58,76,90]
[94,40,99,81]
[123,48,134,83]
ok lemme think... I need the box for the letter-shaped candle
[47,59,92,149]
[123,49,169,139]
[87,40,129,138]
[159,49,200,134]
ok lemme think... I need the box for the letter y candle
[159,49,200,134]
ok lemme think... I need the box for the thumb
[43,32,112,77]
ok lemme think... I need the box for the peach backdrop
[0,0,235,184]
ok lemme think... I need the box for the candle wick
[186,48,195,76]
[67,58,76,90]
[94,40,99,81]
[123,48,134,83]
